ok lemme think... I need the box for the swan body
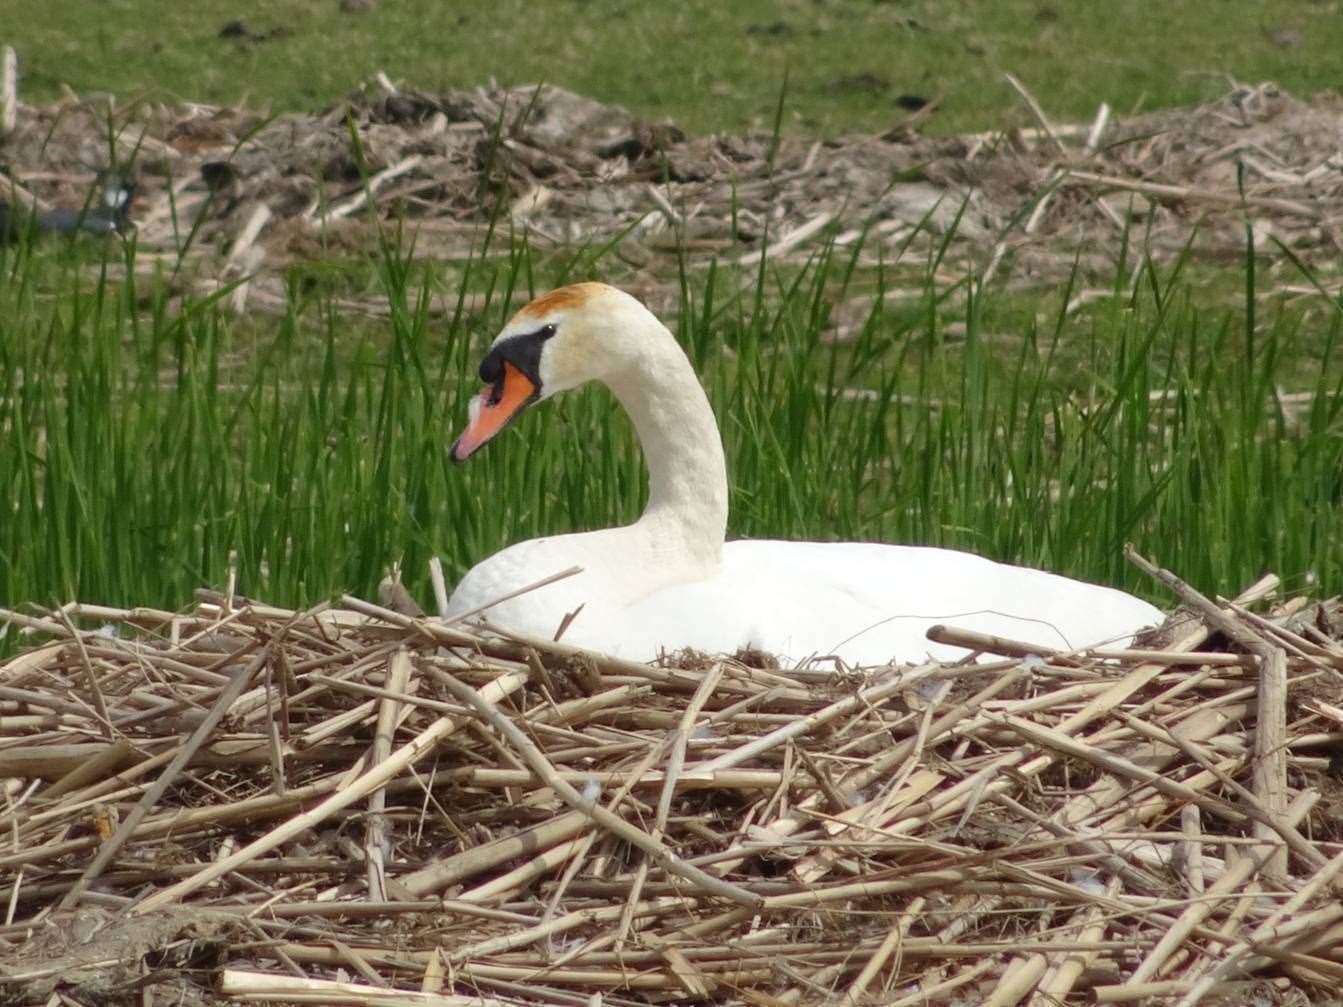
[446,283,1162,664]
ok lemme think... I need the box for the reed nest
[4,74,1343,317]
[1,550,1342,1006]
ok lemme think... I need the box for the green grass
[7,0,1343,135]
[2,221,1341,630]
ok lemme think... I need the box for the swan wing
[610,540,1162,665]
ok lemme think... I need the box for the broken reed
[0,565,1341,1003]
[1,222,1341,626]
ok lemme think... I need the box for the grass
[6,0,1343,136]
[2,219,1341,633]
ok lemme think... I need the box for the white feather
[447,284,1162,665]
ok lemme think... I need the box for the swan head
[451,282,651,461]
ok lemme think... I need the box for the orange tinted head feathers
[510,282,608,325]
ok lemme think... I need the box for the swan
[445,282,1163,664]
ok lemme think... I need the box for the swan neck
[605,325,727,565]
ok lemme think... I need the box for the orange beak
[451,362,539,462]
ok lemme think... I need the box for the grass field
[7,0,1343,135]
[3,223,1340,622]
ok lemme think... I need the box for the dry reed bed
[6,75,1343,317]
[1,550,1342,1005]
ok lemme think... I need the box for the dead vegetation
[1,548,1341,1005]
[3,71,1343,317]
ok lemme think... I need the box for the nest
[3,75,1343,317]
[1,551,1341,1005]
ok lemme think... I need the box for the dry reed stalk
[1093,979,1269,1002]
[1114,710,1324,870]
[365,650,412,900]
[885,959,998,1006]
[131,669,529,913]
[1181,804,1205,894]
[457,834,591,904]
[448,899,682,962]
[987,952,1050,1007]
[1129,551,1297,880]
[420,949,444,994]
[0,46,16,136]
[1065,170,1319,216]
[1173,849,1343,1005]
[1252,647,1290,878]
[398,810,589,897]
[433,668,762,908]
[838,896,925,1005]
[735,666,1030,887]
[1150,858,1257,979]
[1,562,1338,1003]
[219,969,509,1005]
[0,776,344,871]
[691,666,911,774]
[615,662,724,947]
[59,638,277,909]
[1121,791,1317,986]
[1029,877,1120,1005]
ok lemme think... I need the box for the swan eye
[536,323,558,340]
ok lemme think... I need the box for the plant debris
[1,551,1341,1005]
[3,73,1343,316]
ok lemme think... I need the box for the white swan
[446,282,1162,664]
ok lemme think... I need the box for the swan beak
[451,361,538,462]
